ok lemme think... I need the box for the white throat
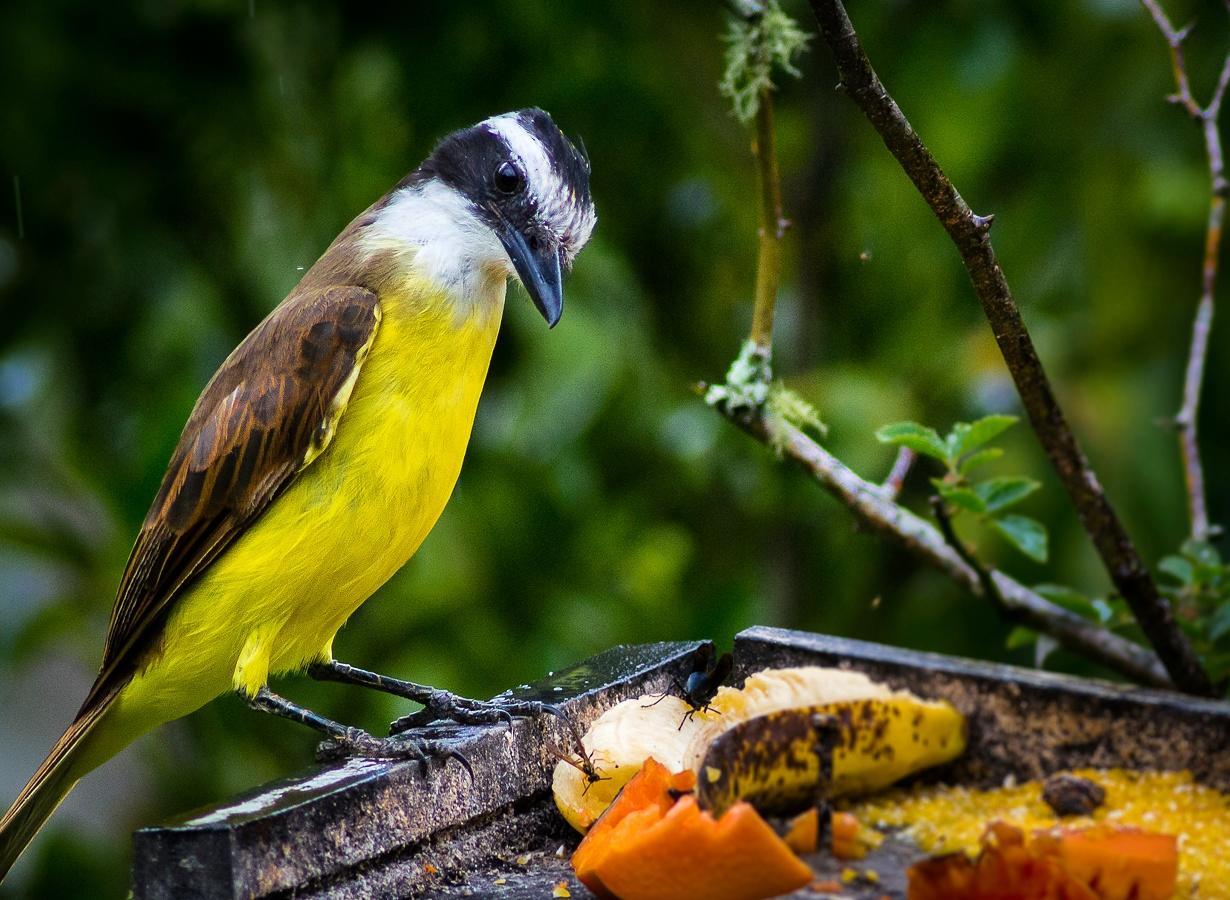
[362,179,511,317]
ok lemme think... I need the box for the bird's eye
[494,161,524,195]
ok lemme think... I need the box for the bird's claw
[315,729,473,780]
[429,690,517,726]
[389,693,560,733]
[315,726,385,763]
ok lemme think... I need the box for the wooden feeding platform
[131,627,1230,899]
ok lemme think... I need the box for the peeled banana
[553,665,966,833]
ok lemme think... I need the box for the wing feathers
[78,285,381,717]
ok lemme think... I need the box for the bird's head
[373,108,596,328]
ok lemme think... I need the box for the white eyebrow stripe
[481,112,597,263]
[483,113,554,207]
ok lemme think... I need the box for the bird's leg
[241,686,470,774]
[244,685,381,750]
[307,660,583,749]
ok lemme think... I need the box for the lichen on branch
[704,340,826,455]
[720,0,811,123]
[705,339,772,414]
[765,384,827,454]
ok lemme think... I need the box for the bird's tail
[0,692,119,881]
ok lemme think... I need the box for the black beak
[499,227,564,328]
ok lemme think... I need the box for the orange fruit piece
[573,757,683,897]
[785,808,819,855]
[907,820,1178,900]
[1043,825,1177,900]
[572,758,812,900]
[831,811,867,860]
[591,796,814,900]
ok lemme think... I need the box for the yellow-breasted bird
[0,108,596,879]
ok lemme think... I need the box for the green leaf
[1033,583,1098,620]
[1090,597,1124,625]
[990,514,1048,563]
[975,476,1040,514]
[875,421,949,461]
[934,482,986,514]
[948,414,1018,459]
[1158,555,1195,586]
[1203,650,1230,684]
[1006,626,1038,650]
[958,447,1004,474]
[1181,538,1222,568]
[1100,596,1136,629]
[1209,603,1230,642]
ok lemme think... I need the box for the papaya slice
[830,810,882,860]
[1043,825,1177,900]
[572,758,812,900]
[908,821,1095,900]
[907,821,1178,900]
[572,757,690,896]
[784,808,819,855]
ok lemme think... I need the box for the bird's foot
[389,693,574,737]
[314,725,385,760]
[316,728,473,779]
[308,661,584,753]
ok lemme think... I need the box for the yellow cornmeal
[846,769,1230,899]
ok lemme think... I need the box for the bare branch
[1143,0,1230,544]
[806,0,1214,695]
[713,405,1173,689]
[881,447,916,502]
[1140,0,1201,116]
[1176,195,1221,542]
[1209,54,1230,119]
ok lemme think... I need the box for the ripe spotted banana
[553,666,966,832]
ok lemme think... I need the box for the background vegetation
[1,0,1227,894]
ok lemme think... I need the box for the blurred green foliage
[1160,540,1230,678]
[2,0,1229,894]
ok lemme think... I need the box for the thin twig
[750,88,787,353]
[1142,0,1230,543]
[806,0,1214,695]
[714,407,1173,688]
[930,496,1010,616]
[1141,0,1200,115]
[881,447,916,502]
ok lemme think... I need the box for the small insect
[546,738,609,796]
[644,646,734,730]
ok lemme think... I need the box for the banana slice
[556,694,713,831]
[553,666,966,833]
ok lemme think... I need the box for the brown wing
[78,284,381,716]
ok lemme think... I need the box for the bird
[0,107,596,880]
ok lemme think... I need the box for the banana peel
[697,700,965,816]
[553,665,966,832]
[695,708,839,817]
